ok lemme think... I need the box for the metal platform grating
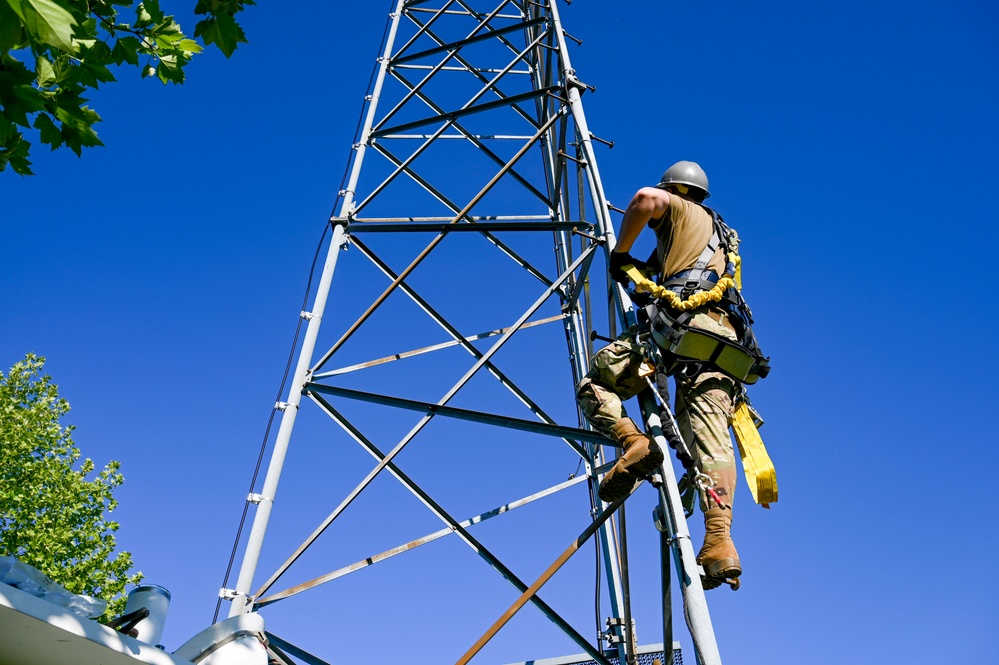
[511,643,681,665]
[567,651,676,665]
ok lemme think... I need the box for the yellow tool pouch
[643,301,770,384]
[730,401,777,507]
[670,326,759,384]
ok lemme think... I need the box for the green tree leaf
[0,131,33,174]
[55,103,102,155]
[2,0,27,22]
[33,111,61,148]
[193,10,244,58]
[154,48,189,84]
[20,0,78,53]
[12,81,46,114]
[0,2,25,51]
[0,118,16,143]
[111,35,141,66]
[74,42,116,88]
[133,2,155,29]
[34,54,55,86]
[177,38,201,54]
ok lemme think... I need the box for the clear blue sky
[2,1,998,663]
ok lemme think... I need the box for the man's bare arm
[613,187,671,254]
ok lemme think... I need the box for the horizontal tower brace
[370,85,562,138]
[346,220,593,233]
[303,382,614,450]
[379,133,535,139]
[408,7,524,20]
[340,215,551,222]
[393,64,532,74]
[392,16,547,65]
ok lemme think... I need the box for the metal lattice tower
[223,2,722,663]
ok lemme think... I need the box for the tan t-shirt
[648,195,725,279]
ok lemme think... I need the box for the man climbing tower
[576,160,765,590]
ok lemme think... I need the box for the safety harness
[624,208,770,385]
[622,206,777,508]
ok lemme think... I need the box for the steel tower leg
[642,395,722,665]
[226,0,408,618]
[225,221,350,617]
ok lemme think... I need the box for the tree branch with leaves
[0,0,252,175]
[0,354,141,621]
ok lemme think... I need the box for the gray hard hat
[657,160,710,199]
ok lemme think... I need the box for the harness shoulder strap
[693,227,720,270]
[681,204,727,274]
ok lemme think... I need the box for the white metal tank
[123,584,171,647]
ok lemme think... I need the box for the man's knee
[576,377,624,434]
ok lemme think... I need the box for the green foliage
[0,354,141,621]
[0,0,253,174]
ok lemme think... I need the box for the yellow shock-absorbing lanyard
[730,399,778,507]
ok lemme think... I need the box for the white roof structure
[0,581,268,665]
[0,581,194,665]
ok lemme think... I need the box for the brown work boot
[598,418,664,502]
[696,507,741,590]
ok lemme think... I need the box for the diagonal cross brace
[313,106,567,372]
[255,241,599,599]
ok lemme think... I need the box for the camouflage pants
[575,327,650,437]
[675,369,738,512]
[576,309,740,513]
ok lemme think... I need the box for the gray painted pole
[640,395,722,665]
[227,224,347,618]
[226,0,406,618]
[546,0,629,632]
